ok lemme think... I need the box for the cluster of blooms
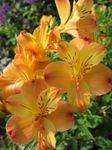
[0,0,112,149]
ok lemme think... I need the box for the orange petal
[38,87,61,115]
[55,0,70,25]
[44,61,72,90]
[70,37,90,50]
[48,101,74,131]
[85,64,112,95]
[17,31,38,55]
[6,116,35,145]
[80,42,105,74]
[22,79,47,100]
[43,118,56,148]
[77,15,98,40]
[33,16,53,49]
[3,82,22,98]
[68,83,90,112]
[5,80,47,117]
[64,20,79,37]
[77,0,93,15]
[0,62,23,97]
[5,93,35,117]
[0,62,20,88]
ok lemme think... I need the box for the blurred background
[0,0,112,149]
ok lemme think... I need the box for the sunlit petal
[44,61,72,90]
[43,118,56,148]
[48,101,74,131]
[33,16,53,49]
[5,80,47,117]
[85,64,112,95]
[55,0,70,25]
[17,31,38,55]
[77,15,98,40]
[37,87,61,115]
[77,0,93,17]
[70,37,90,50]
[22,79,47,100]
[80,43,105,74]
[0,63,20,88]
[6,116,35,144]
[3,82,22,98]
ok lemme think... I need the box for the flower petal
[0,62,20,88]
[85,64,112,95]
[44,61,72,90]
[48,101,74,131]
[17,31,37,54]
[43,118,56,148]
[33,16,53,49]
[80,43,105,74]
[5,80,47,117]
[3,82,22,98]
[22,79,47,100]
[5,93,35,117]
[70,38,90,50]
[55,0,71,25]
[38,87,61,115]
[77,0,93,17]
[77,15,98,40]
[64,81,90,112]
[6,116,35,145]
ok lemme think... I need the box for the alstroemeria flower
[5,80,74,149]
[44,41,112,112]
[17,15,60,62]
[55,0,98,41]
[0,51,48,98]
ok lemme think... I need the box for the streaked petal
[85,64,112,95]
[80,43,105,74]
[0,62,20,88]
[17,31,37,53]
[68,86,90,112]
[37,87,61,115]
[77,0,93,17]
[58,41,79,63]
[44,61,72,90]
[5,93,35,117]
[77,15,98,40]
[43,118,56,148]
[33,16,53,49]
[48,101,74,131]
[5,80,47,117]
[6,116,35,144]
[55,0,70,25]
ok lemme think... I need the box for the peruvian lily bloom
[17,15,60,62]
[55,0,98,41]
[0,50,48,98]
[5,80,74,150]
[44,41,112,112]
[0,16,57,98]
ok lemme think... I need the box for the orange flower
[44,41,112,112]
[17,15,60,62]
[5,80,74,149]
[55,0,98,41]
[0,51,48,97]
